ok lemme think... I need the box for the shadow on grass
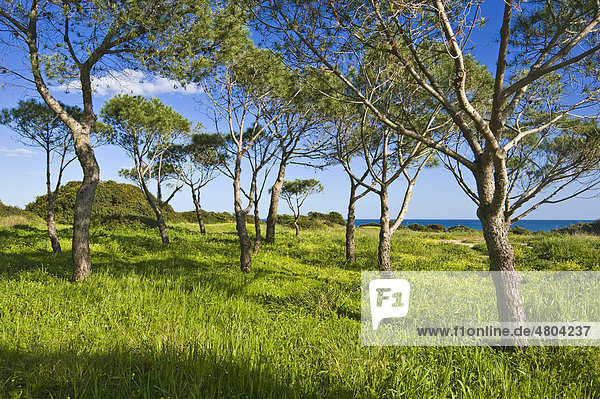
[0,345,349,398]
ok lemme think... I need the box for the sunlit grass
[0,223,599,398]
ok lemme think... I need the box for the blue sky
[0,4,598,220]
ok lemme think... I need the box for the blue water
[354,219,596,232]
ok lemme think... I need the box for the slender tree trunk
[346,182,357,263]
[155,209,170,244]
[253,200,261,255]
[47,201,61,254]
[192,190,206,235]
[194,202,206,235]
[378,189,392,271]
[45,151,61,253]
[234,154,252,273]
[140,181,170,244]
[265,158,287,243]
[293,214,300,236]
[71,132,99,281]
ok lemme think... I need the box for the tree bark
[253,200,261,254]
[476,155,526,347]
[194,201,206,235]
[45,151,61,253]
[192,189,206,235]
[71,132,99,281]
[139,180,170,244]
[265,157,287,243]
[234,153,252,273]
[47,203,61,254]
[378,189,392,271]
[346,182,357,263]
[294,211,300,237]
[155,209,170,244]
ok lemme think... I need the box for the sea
[353,219,596,232]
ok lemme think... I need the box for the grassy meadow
[1,221,600,398]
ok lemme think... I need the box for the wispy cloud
[0,147,37,158]
[58,69,202,97]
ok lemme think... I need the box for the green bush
[307,211,346,226]
[408,223,448,232]
[553,220,600,236]
[510,226,531,235]
[178,210,236,224]
[448,225,476,233]
[25,180,185,227]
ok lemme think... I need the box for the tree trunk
[235,209,252,272]
[155,209,170,244]
[71,133,99,281]
[139,180,170,244]
[192,190,206,235]
[478,208,526,347]
[475,153,526,347]
[194,202,206,235]
[265,158,287,243]
[253,200,261,255]
[378,190,392,271]
[45,151,61,254]
[47,206,61,254]
[346,183,357,263]
[293,215,300,236]
[234,154,252,273]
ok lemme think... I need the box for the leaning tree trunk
[71,133,99,281]
[194,201,206,235]
[265,158,287,243]
[346,183,357,263]
[293,214,300,236]
[155,209,170,245]
[140,182,170,244]
[234,154,252,273]
[45,153,61,254]
[47,205,61,254]
[378,189,392,272]
[253,200,261,255]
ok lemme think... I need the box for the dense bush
[408,223,448,232]
[509,226,531,235]
[276,212,345,230]
[25,180,185,227]
[179,210,236,224]
[307,211,346,226]
[448,225,476,233]
[553,220,600,236]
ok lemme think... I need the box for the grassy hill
[25,180,186,227]
[0,222,599,397]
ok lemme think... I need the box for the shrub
[448,225,476,233]
[408,223,447,232]
[510,226,531,235]
[25,180,185,227]
[553,220,600,236]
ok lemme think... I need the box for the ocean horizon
[353,219,597,232]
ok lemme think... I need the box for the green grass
[0,223,599,398]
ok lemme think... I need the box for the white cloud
[0,147,37,158]
[59,69,202,97]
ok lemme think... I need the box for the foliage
[25,181,183,227]
[0,200,43,227]
[408,223,448,232]
[553,220,600,236]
